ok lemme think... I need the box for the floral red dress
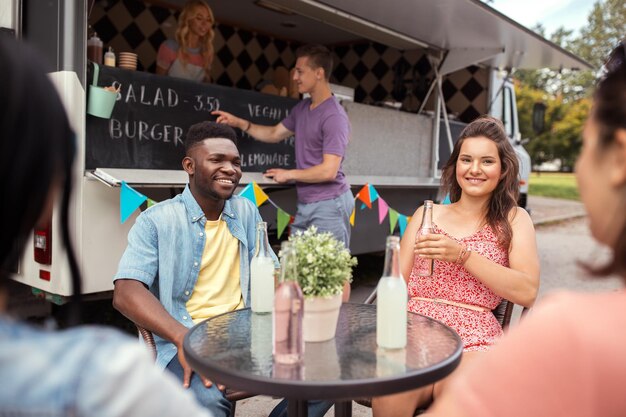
[407,223,507,352]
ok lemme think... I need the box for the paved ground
[235,196,623,417]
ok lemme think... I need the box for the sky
[490,0,596,37]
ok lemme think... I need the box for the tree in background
[514,0,624,171]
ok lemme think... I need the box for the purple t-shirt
[281,96,350,203]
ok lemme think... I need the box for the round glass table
[184,303,462,417]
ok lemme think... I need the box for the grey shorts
[291,189,355,248]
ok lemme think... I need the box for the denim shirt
[114,185,277,369]
[0,316,212,417]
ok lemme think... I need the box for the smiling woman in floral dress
[372,116,540,416]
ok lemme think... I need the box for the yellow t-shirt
[186,218,244,323]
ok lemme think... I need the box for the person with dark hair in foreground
[429,40,626,417]
[0,37,212,416]
[113,121,278,417]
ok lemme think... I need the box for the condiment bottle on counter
[87,32,103,64]
[416,200,435,276]
[376,235,407,349]
[251,221,275,313]
[104,46,116,67]
[273,241,304,364]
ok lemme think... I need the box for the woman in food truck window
[156,0,214,83]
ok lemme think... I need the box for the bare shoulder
[508,206,533,229]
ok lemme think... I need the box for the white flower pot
[303,294,342,342]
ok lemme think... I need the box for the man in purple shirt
[214,44,354,250]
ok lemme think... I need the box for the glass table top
[184,303,462,399]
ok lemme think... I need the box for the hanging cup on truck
[87,63,118,119]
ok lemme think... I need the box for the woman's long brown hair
[440,116,520,249]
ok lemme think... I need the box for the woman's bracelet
[460,249,471,265]
[455,244,468,265]
[243,120,251,132]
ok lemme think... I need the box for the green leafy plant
[285,226,358,298]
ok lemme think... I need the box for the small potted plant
[287,226,358,342]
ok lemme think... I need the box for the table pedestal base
[286,400,352,417]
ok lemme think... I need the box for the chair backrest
[136,325,157,359]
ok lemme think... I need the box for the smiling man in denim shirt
[113,122,276,417]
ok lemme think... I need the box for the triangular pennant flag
[252,182,269,207]
[360,202,367,210]
[398,214,408,237]
[146,198,156,208]
[349,207,355,226]
[389,208,399,234]
[238,184,256,205]
[378,198,389,224]
[355,184,372,209]
[276,208,291,239]
[369,184,379,202]
[120,181,147,224]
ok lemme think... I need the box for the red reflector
[34,223,52,265]
[39,270,51,281]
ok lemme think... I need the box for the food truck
[2,0,590,303]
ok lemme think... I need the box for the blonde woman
[156,0,214,82]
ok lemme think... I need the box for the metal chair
[136,324,254,417]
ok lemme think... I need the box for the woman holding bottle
[429,41,626,417]
[156,0,215,82]
[372,116,540,416]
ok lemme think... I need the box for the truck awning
[258,0,592,70]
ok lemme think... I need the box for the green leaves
[286,226,358,298]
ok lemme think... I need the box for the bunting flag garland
[398,214,408,236]
[276,208,291,239]
[120,181,147,223]
[388,208,399,234]
[355,184,372,209]
[239,183,257,205]
[252,182,269,206]
[117,181,415,238]
[368,184,379,202]
[377,197,389,224]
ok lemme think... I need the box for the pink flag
[378,198,389,224]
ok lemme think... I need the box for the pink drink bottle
[273,241,304,364]
[416,200,434,276]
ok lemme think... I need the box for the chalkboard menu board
[86,64,298,171]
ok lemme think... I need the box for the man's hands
[264,168,293,184]
[174,333,225,391]
[212,110,247,131]
[414,234,464,264]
